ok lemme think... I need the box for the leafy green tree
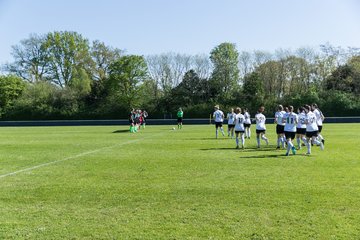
[9,82,57,120]
[242,72,264,110]
[209,42,240,101]
[0,75,26,115]
[324,55,360,95]
[69,67,92,97]
[91,40,123,82]
[137,79,160,114]
[107,55,148,109]
[44,31,93,88]
[170,70,209,107]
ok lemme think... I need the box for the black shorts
[235,130,245,133]
[228,124,235,129]
[296,128,306,135]
[306,131,318,138]
[256,129,266,134]
[215,122,223,128]
[284,131,296,140]
[318,125,323,133]
[276,124,285,134]
[177,117,183,123]
[244,123,251,128]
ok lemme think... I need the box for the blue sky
[0,0,359,65]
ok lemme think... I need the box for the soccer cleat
[306,152,311,155]
[276,146,280,150]
[285,152,289,156]
[236,145,239,149]
[322,139,325,145]
[291,146,296,155]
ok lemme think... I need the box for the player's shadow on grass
[113,130,130,133]
[187,138,223,140]
[200,147,241,151]
[238,154,287,159]
[200,147,276,151]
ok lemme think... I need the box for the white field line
[0,133,162,179]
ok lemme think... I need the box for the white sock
[220,128,225,136]
[262,135,268,145]
[305,138,311,154]
[282,136,286,148]
[241,134,245,147]
[286,141,291,154]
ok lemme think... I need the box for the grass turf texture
[0,124,359,239]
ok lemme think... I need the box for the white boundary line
[0,132,163,179]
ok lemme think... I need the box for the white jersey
[213,110,224,123]
[313,109,324,126]
[275,111,286,125]
[306,111,319,132]
[284,112,298,132]
[297,112,307,129]
[244,112,251,124]
[227,112,236,125]
[255,113,266,130]
[234,113,245,131]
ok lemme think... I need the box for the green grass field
[0,124,360,239]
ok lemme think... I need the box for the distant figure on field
[255,106,269,148]
[234,107,246,149]
[243,108,251,139]
[213,105,225,138]
[283,106,298,156]
[226,108,236,138]
[177,108,183,129]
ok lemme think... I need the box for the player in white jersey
[243,108,251,139]
[234,107,246,149]
[304,105,324,155]
[255,106,269,148]
[283,106,298,156]
[295,107,307,150]
[312,103,325,145]
[213,105,225,139]
[226,108,236,139]
[274,105,286,149]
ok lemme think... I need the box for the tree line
[0,31,360,120]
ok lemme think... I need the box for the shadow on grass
[239,154,287,159]
[187,138,224,140]
[200,147,239,151]
[238,153,312,159]
[113,130,130,133]
[200,146,278,151]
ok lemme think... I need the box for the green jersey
[177,111,183,118]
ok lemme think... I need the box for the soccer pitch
[0,124,359,239]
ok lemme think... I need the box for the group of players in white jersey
[213,103,325,156]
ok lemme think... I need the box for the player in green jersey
[177,108,184,129]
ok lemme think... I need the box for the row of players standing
[129,109,148,133]
[213,104,325,155]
